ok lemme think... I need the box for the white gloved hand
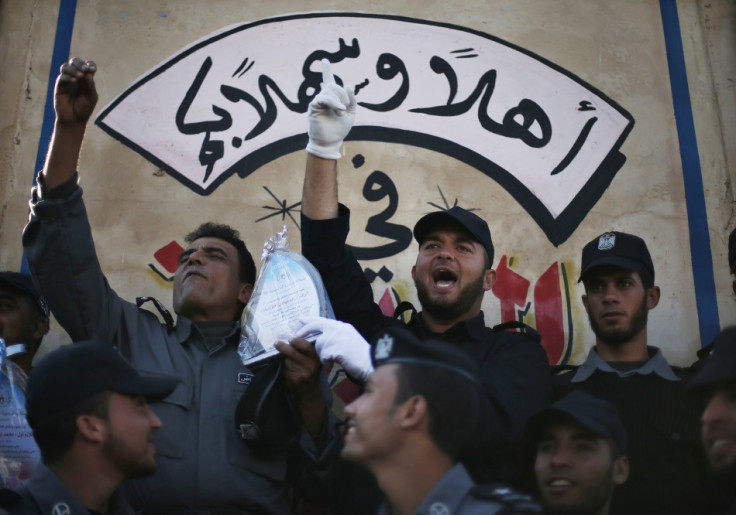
[294,316,373,382]
[306,59,356,160]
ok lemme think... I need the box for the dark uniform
[376,464,541,515]
[0,463,134,514]
[23,175,341,512]
[553,346,706,515]
[301,206,551,480]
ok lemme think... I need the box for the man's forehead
[185,237,234,252]
[586,265,639,280]
[0,283,30,300]
[422,223,479,243]
[540,416,604,441]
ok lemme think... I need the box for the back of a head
[371,327,483,459]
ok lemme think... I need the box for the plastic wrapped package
[0,338,40,487]
[238,226,334,366]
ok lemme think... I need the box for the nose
[186,246,207,266]
[344,399,358,418]
[600,283,619,304]
[148,406,163,430]
[548,447,571,468]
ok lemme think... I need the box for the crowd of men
[0,56,734,514]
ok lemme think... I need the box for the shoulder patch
[551,364,579,377]
[470,483,543,514]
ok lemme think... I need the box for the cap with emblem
[0,271,50,319]
[25,339,178,425]
[526,390,628,453]
[371,326,481,385]
[687,326,736,391]
[578,231,654,283]
[413,206,494,267]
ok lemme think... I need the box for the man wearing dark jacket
[299,58,550,504]
[0,340,178,514]
[553,231,705,514]
[688,326,736,515]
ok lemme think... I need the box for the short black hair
[185,223,256,284]
[30,391,110,464]
[392,363,480,459]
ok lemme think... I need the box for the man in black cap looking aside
[553,231,705,514]
[0,271,50,375]
[342,326,541,515]
[688,326,736,514]
[527,390,629,515]
[0,340,178,514]
[300,59,550,487]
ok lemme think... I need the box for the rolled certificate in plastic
[238,226,334,366]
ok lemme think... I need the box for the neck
[595,328,649,362]
[50,453,123,513]
[371,445,454,515]
[420,308,480,335]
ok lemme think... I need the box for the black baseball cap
[687,326,736,391]
[0,271,50,318]
[578,232,654,283]
[526,390,628,453]
[371,326,481,385]
[413,207,494,267]
[26,339,178,424]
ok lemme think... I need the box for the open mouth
[432,268,458,289]
[546,478,574,493]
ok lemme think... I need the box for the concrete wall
[0,0,734,366]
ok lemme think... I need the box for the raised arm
[302,59,355,221]
[43,58,98,189]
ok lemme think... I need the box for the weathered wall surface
[0,0,734,366]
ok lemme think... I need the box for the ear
[76,414,107,444]
[612,455,630,485]
[411,265,417,282]
[482,269,497,291]
[398,395,428,430]
[238,283,254,305]
[582,294,590,314]
[31,316,49,341]
[645,286,660,309]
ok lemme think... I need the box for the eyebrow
[178,245,229,261]
[423,233,476,246]
[538,431,601,443]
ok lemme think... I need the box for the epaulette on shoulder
[470,483,543,514]
[551,363,579,377]
[492,321,541,342]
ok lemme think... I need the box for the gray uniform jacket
[23,178,339,513]
[0,463,134,514]
[377,464,541,515]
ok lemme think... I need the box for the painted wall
[0,0,734,368]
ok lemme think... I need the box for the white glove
[306,59,356,160]
[294,316,373,381]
